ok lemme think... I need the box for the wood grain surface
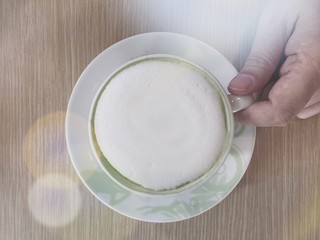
[1,0,320,239]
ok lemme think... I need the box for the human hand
[228,0,320,126]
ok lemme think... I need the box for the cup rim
[88,54,234,197]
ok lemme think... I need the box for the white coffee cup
[89,54,253,197]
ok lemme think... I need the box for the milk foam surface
[94,58,227,190]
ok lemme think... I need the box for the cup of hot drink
[89,54,253,197]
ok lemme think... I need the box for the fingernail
[229,74,255,91]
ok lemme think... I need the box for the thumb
[228,6,295,96]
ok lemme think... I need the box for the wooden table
[1,0,320,239]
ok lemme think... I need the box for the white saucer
[66,32,256,222]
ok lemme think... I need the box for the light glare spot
[28,174,82,227]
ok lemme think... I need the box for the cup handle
[227,94,254,113]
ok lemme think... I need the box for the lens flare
[28,173,81,227]
[22,111,78,181]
